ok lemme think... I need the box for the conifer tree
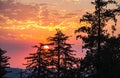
[25,43,51,78]
[0,48,10,78]
[48,29,77,78]
[75,0,120,78]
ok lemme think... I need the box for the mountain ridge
[5,67,27,78]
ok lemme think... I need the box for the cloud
[0,0,38,21]
[0,0,81,26]
[0,0,82,42]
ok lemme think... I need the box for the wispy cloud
[0,0,83,42]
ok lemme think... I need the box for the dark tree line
[25,29,79,78]
[75,0,120,78]
[24,0,120,78]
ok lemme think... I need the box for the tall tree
[48,29,77,78]
[0,48,10,78]
[75,0,120,78]
[25,43,51,78]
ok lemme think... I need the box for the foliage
[0,48,10,78]
[24,43,52,78]
[75,0,120,78]
[48,29,78,78]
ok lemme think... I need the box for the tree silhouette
[48,29,77,78]
[0,48,10,78]
[75,0,120,78]
[24,43,52,78]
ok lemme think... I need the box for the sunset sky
[0,0,120,68]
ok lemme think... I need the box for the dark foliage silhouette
[0,48,10,78]
[24,43,52,78]
[75,0,120,78]
[48,29,78,78]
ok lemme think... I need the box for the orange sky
[0,0,120,68]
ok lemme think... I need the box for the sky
[0,0,120,68]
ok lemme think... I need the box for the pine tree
[48,29,77,78]
[25,43,52,78]
[75,0,120,78]
[0,48,10,78]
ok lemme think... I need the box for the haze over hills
[5,68,28,78]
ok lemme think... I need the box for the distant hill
[5,68,28,78]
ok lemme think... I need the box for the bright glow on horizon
[43,45,49,50]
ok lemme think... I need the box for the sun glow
[43,45,49,50]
